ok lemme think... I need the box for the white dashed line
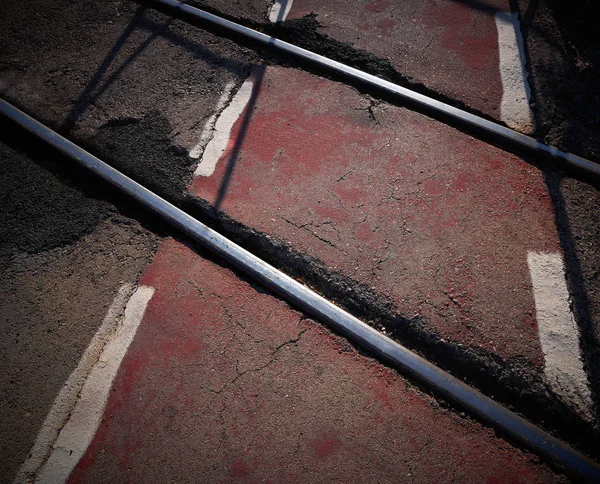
[527,252,594,421]
[269,0,294,23]
[189,81,236,160]
[15,284,155,484]
[193,78,254,178]
[495,11,535,134]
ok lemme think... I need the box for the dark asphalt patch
[0,110,200,261]
[85,115,193,198]
[0,131,112,257]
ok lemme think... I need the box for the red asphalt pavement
[43,2,569,479]
[70,239,562,482]
[192,66,558,369]
[287,0,508,119]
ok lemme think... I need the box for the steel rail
[2,98,599,480]
[146,0,600,177]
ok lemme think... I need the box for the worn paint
[21,285,155,484]
[527,251,593,420]
[194,79,254,177]
[189,81,237,159]
[495,11,535,133]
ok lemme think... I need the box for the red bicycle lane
[286,0,513,122]
[68,239,562,483]
[191,65,559,371]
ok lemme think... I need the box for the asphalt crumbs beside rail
[1,0,600,481]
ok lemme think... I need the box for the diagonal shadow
[60,6,150,132]
[272,0,294,22]
[213,65,266,211]
[513,0,600,417]
[136,18,249,73]
[60,7,248,134]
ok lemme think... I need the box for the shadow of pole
[273,0,293,22]
[515,0,600,418]
[213,65,266,210]
[60,6,147,132]
[60,8,176,133]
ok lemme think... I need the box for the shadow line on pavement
[516,0,600,419]
[60,7,153,133]
[61,6,247,135]
[214,65,265,210]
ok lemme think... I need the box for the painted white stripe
[15,285,155,484]
[527,252,593,421]
[193,78,254,177]
[269,0,294,23]
[189,81,236,159]
[495,11,535,134]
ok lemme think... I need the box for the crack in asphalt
[208,312,307,396]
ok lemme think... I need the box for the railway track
[148,0,600,177]
[2,92,600,481]
[2,1,600,481]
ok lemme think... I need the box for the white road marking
[527,252,594,421]
[15,284,155,484]
[193,78,254,177]
[495,11,535,134]
[269,0,294,22]
[189,81,236,159]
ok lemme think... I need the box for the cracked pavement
[191,65,556,369]
[68,239,563,483]
[2,0,599,480]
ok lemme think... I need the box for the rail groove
[145,0,600,178]
[2,98,599,481]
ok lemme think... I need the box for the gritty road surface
[68,239,563,483]
[1,0,599,482]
